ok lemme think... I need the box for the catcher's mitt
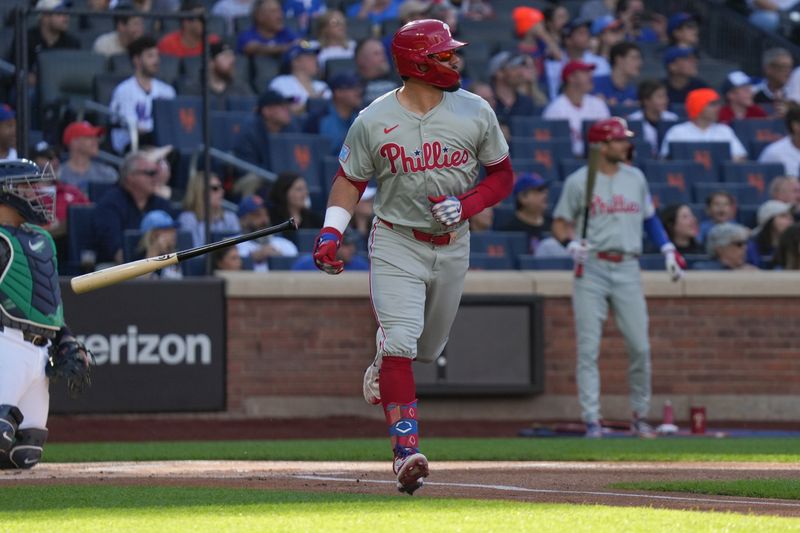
[46,337,94,396]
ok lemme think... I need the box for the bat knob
[288,217,298,229]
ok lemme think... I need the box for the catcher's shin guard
[0,427,47,469]
[0,404,23,455]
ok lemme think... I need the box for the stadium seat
[66,204,96,274]
[668,103,688,120]
[108,53,134,76]
[639,254,665,270]
[468,252,514,270]
[731,118,786,149]
[38,50,107,108]
[492,205,515,229]
[547,181,564,211]
[267,133,331,202]
[517,255,573,270]
[321,155,340,195]
[720,161,784,200]
[251,56,281,93]
[510,138,573,176]
[736,204,759,228]
[667,141,732,178]
[649,183,690,207]
[152,97,203,153]
[227,95,258,113]
[683,253,712,267]
[510,158,557,182]
[306,97,329,117]
[270,255,303,270]
[749,140,774,160]
[692,182,761,205]
[324,58,357,83]
[470,232,513,257]
[509,117,571,141]
[210,111,251,152]
[92,73,128,106]
[234,16,250,34]
[295,229,320,253]
[559,159,584,180]
[87,182,116,202]
[643,160,707,195]
[609,103,640,117]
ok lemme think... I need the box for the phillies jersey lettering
[340,89,508,232]
[554,163,654,254]
[379,141,470,174]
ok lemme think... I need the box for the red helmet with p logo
[391,19,467,89]
[587,117,635,144]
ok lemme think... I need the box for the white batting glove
[661,243,686,282]
[567,240,591,263]
[429,195,463,226]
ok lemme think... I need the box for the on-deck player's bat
[574,144,601,278]
[70,218,297,294]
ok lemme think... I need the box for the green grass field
[3,486,800,533]
[611,479,800,500]
[43,437,800,463]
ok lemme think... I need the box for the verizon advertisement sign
[51,278,226,413]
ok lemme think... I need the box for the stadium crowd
[2,0,800,275]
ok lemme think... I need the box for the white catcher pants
[0,328,50,429]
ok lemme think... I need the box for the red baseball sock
[380,356,420,452]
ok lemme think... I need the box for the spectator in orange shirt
[157,0,220,58]
[718,71,767,125]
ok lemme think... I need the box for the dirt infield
[4,460,800,517]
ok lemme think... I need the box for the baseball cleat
[632,417,656,439]
[584,421,603,438]
[394,447,429,495]
[362,364,381,405]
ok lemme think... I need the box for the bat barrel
[70,254,179,294]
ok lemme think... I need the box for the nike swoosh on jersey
[29,239,45,253]
[384,125,399,134]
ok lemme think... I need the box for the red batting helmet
[587,117,634,144]
[391,19,467,89]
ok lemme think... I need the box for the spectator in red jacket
[718,71,767,124]
[158,0,220,58]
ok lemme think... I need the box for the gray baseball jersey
[554,163,655,255]
[339,89,508,233]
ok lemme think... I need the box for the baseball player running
[312,19,512,494]
[0,160,91,469]
[552,118,685,438]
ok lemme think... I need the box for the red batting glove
[313,227,344,275]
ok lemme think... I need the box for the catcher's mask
[0,159,56,226]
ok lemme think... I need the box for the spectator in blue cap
[233,88,300,168]
[662,46,709,105]
[304,72,364,155]
[544,17,610,100]
[667,12,699,48]
[718,70,767,124]
[615,0,661,44]
[501,173,552,253]
[236,194,298,272]
[269,41,331,114]
[592,42,641,107]
[138,209,183,279]
[591,15,625,66]
[0,104,17,161]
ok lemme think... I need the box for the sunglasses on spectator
[730,241,747,247]
[429,50,456,62]
[209,184,223,192]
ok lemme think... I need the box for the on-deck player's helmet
[587,117,634,144]
[391,19,467,89]
[0,159,56,225]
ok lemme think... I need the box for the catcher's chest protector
[0,224,63,330]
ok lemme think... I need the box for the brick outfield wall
[225,297,800,413]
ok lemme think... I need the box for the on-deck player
[0,160,91,469]
[552,118,685,439]
[312,19,513,494]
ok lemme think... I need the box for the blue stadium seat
[271,255,304,270]
[38,50,108,109]
[668,103,688,120]
[268,133,330,188]
[559,159,584,180]
[731,118,786,150]
[547,181,564,211]
[509,117,571,140]
[227,95,258,113]
[517,255,573,270]
[683,254,712,267]
[720,161,784,201]
[649,183,690,207]
[639,254,665,270]
[251,56,281,92]
[324,58,357,83]
[737,204,759,228]
[66,204,96,274]
[152,97,203,153]
[692,182,761,205]
[295,229,319,253]
[210,111,251,153]
[511,158,557,182]
[643,160,707,196]
[321,155,340,195]
[609,103,640,117]
[492,205,515,229]
[510,138,573,175]
[749,139,773,160]
[667,141,732,178]
[470,231,528,266]
[87,182,116,202]
[468,252,514,270]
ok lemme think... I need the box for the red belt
[379,218,457,246]
[596,251,625,263]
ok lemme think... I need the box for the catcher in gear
[313,19,512,494]
[0,159,91,470]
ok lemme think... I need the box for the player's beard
[442,81,461,92]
